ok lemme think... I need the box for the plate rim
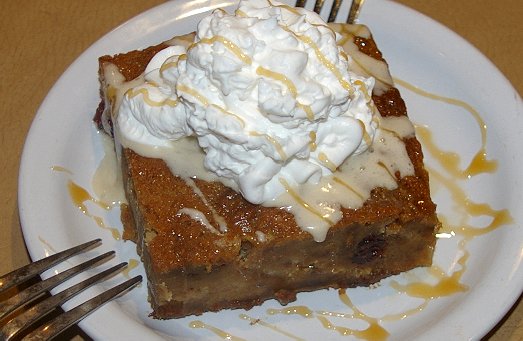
[18,0,523,340]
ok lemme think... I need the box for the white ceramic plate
[19,0,523,340]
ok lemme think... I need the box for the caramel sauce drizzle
[428,164,513,238]
[379,78,513,329]
[395,78,497,178]
[211,104,246,128]
[146,80,160,88]
[55,165,121,240]
[292,32,354,95]
[264,299,388,340]
[379,300,430,322]
[234,10,355,95]
[239,314,305,341]
[67,180,121,240]
[67,180,111,211]
[249,131,287,160]
[106,85,119,113]
[256,66,314,121]
[318,152,337,172]
[357,119,372,147]
[279,177,334,225]
[328,289,388,340]
[308,131,317,152]
[177,84,246,128]
[376,161,397,182]
[336,24,370,45]
[390,248,469,299]
[350,60,393,92]
[198,35,252,65]
[172,69,292,163]
[159,54,186,76]
[332,176,365,200]
[122,258,139,279]
[234,9,247,17]
[317,313,388,340]
[176,83,209,106]
[378,126,402,140]
[125,87,179,108]
[398,77,512,236]
[256,66,298,97]
[189,31,311,118]
[335,25,394,89]
[267,305,314,318]
[267,0,302,17]
[189,320,246,341]
[354,79,371,102]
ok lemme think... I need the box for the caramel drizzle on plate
[121,258,140,279]
[382,78,512,326]
[67,180,121,240]
[54,166,121,240]
[321,289,389,341]
[189,320,246,341]
[395,77,497,178]
[239,313,306,341]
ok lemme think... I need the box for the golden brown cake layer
[97,26,439,319]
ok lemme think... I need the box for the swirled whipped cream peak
[116,0,377,204]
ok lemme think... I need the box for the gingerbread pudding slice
[95,0,439,319]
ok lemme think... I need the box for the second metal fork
[295,0,366,23]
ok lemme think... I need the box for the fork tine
[347,0,366,23]
[313,0,325,14]
[23,275,142,341]
[0,262,128,340]
[0,251,114,321]
[327,0,343,22]
[0,239,101,295]
[295,0,306,7]
[295,0,364,23]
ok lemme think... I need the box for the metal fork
[0,239,142,340]
[295,0,366,23]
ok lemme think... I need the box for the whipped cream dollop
[117,0,377,204]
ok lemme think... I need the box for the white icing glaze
[91,129,127,204]
[177,208,222,234]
